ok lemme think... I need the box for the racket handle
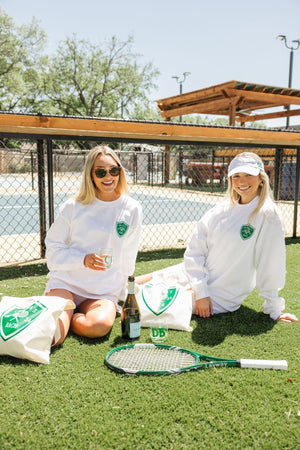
[238,359,288,370]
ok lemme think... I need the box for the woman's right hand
[195,297,213,318]
[84,253,106,271]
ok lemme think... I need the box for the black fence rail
[0,138,299,266]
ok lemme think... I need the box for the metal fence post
[47,139,54,227]
[293,148,300,238]
[149,152,153,187]
[37,139,47,258]
[210,150,215,193]
[161,151,165,186]
[164,145,170,185]
[178,147,183,189]
[133,152,137,184]
[274,148,282,200]
[30,150,35,189]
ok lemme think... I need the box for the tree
[173,114,266,128]
[129,101,162,121]
[0,8,46,111]
[41,35,160,118]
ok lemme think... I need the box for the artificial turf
[0,241,299,449]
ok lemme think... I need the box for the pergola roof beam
[237,107,300,123]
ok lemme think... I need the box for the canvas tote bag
[0,295,75,364]
[135,264,193,331]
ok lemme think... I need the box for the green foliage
[0,7,46,112]
[0,243,299,449]
[173,114,266,129]
[0,8,159,119]
[129,101,163,121]
[39,34,159,118]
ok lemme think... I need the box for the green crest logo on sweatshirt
[0,301,47,341]
[240,224,255,240]
[116,221,129,237]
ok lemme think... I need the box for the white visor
[228,155,264,177]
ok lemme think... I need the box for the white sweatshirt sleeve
[184,218,210,300]
[118,201,143,298]
[45,202,86,271]
[121,202,143,277]
[255,212,286,320]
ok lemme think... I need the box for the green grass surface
[0,241,299,449]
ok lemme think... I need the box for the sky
[2,0,300,127]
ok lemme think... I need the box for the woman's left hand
[276,313,298,323]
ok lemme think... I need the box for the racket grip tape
[237,359,288,370]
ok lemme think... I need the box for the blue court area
[0,191,214,236]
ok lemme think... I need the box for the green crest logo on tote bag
[240,224,255,240]
[116,221,129,237]
[0,301,47,341]
[142,282,179,316]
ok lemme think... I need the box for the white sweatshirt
[184,196,286,320]
[45,195,142,306]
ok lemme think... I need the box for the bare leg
[46,289,74,346]
[71,298,116,338]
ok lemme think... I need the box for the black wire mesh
[0,139,299,265]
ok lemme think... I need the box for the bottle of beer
[121,276,141,340]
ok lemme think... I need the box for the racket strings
[108,346,197,372]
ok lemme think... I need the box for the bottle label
[129,321,141,339]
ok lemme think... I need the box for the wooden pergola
[156,80,300,126]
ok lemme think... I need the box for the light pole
[172,72,191,122]
[277,35,300,128]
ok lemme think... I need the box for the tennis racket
[105,343,288,375]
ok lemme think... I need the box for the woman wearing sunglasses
[45,145,142,345]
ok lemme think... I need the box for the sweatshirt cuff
[193,283,210,301]
[262,297,285,320]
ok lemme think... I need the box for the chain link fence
[0,139,299,266]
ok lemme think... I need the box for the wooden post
[229,99,239,126]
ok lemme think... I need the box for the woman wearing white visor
[184,151,298,322]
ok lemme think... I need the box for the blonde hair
[76,145,129,204]
[226,152,270,221]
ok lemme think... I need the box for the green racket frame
[105,343,238,375]
[105,343,288,375]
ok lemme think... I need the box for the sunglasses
[94,166,121,179]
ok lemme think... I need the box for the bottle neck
[128,281,135,294]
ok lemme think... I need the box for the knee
[97,316,115,337]
[71,312,115,338]
[52,309,74,347]
[46,289,74,302]
[91,314,115,338]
